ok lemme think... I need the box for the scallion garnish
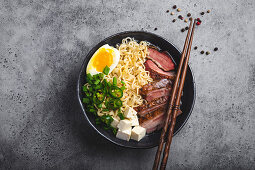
[82,66,125,135]
[113,77,117,86]
[103,65,110,75]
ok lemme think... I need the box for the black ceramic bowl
[77,31,195,148]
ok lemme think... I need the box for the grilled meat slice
[139,108,166,133]
[140,79,172,96]
[145,60,176,80]
[143,87,171,102]
[147,48,175,71]
[139,108,183,133]
[134,96,169,117]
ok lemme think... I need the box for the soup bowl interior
[77,31,195,148]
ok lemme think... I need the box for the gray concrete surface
[0,0,255,169]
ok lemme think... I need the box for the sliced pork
[147,48,175,71]
[139,108,183,133]
[143,87,171,102]
[134,96,169,117]
[139,108,166,133]
[145,60,176,80]
[140,79,172,96]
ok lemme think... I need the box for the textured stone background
[0,0,255,169]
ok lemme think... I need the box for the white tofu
[110,117,119,128]
[129,115,139,126]
[116,127,131,141]
[124,106,137,118]
[117,119,132,131]
[131,126,146,141]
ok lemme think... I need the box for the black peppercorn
[166,10,169,13]
[187,13,191,17]
[178,15,183,20]
[194,46,198,50]
[200,51,204,54]
[154,28,157,31]
[172,19,176,22]
[206,51,210,55]
[201,12,205,15]
[185,26,189,30]
[181,28,185,32]
[214,47,218,51]
[173,5,177,9]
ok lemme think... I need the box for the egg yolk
[92,48,114,72]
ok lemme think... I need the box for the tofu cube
[116,127,131,141]
[110,117,119,128]
[131,126,146,141]
[124,107,137,118]
[129,115,139,126]
[117,119,132,131]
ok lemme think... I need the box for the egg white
[86,44,120,75]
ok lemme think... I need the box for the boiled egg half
[86,44,120,75]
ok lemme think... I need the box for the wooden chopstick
[152,18,194,170]
[159,19,196,170]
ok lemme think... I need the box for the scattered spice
[196,18,202,25]
[154,28,158,31]
[166,10,169,13]
[171,12,174,15]
[194,46,198,50]
[185,26,189,30]
[177,8,181,12]
[187,13,191,17]
[207,10,211,13]
[200,51,204,54]
[214,47,218,51]
[172,19,176,23]
[184,19,188,23]
[173,5,177,9]
[181,28,185,32]
[201,12,205,15]
[178,15,183,20]
[206,51,210,55]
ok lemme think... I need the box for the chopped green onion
[83,86,87,92]
[92,74,98,81]
[86,73,93,81]
[112,128,117,135]
[97,103,103,108]
[107,82,112,88]
[84,71,127,135]
[94,79,100,85]
[89,109,97,116]
[82,98,90,104]
[85,92,91,97]
[100,115,113,126]
[95,84,102,90]
[120,86,126,91]
[118,112,125,120]
[88,87,93,92]
[113,77,117,86]
[103,126,110,130]
[103,65,110,75]
[98,73,104,80]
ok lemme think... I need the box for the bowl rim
[77,30,196,149]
